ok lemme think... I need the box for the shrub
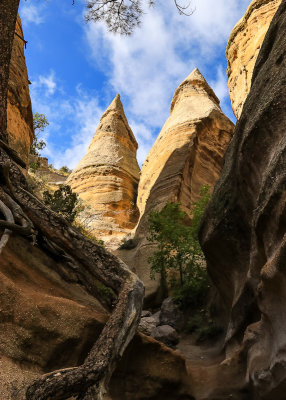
[43,185,79,223]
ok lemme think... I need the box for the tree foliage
[85,0,194,35]
[43,185,79,223]
[31,112,49,156]
[147,185,211,305]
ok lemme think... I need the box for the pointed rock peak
[107,93,123,112]
[171,67,220,112]
[184,67,205,83]
[101,93,126,121]
[97,94,138,148]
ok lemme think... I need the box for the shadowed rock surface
[67,94,140,249]
[7,15,33,166]
[0,232,193,399]
[226,0,282,119]
[117,69,234,303]
[200,2,286,398]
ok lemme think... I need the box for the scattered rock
[152,310,161,326]
[141,310,152,318]
[151,325,179,347]
[138,316,157,336]
[159,297,184,331]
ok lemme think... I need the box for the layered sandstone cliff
[7,15,33,166]
[117,69,234,303]
[200,2,286,397]
[67,95,140,248]
[226,0,282,119]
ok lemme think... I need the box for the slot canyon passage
[0,0,286,399]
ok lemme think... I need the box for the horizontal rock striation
[7,15,33,166]
[117,69,234,303]
[226,0,282,119]
[200,2,286,398]
[67,94,140,248]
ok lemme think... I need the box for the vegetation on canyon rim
[147,186,222,340]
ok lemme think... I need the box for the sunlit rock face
[117,69,234,304]
[7,15,34,166]
[200,2,286,398]
[226,0,282,119]
[67,94,140,249]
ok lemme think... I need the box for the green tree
[31,112,49,156]
[43,185,79,223]
[59,165,72,174]
[147,185,211,304]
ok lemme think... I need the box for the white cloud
[32,71,57,96]
[20,2,45,26]
[30,73,104,169]
[84,0,249,164]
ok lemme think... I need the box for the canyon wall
[0,232,192,399]
[117,69,234,303]
[200,2,286,398]
[67,95,140,249]
[226,0,282,120]
[7,15,33,166]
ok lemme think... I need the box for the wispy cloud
[20,2,45,26]
[84,0,249,163]
[30,73,103,169]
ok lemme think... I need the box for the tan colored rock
[226,0,282,119]
[67,94,140,248]
[7,15,34,166]
[0,233,192,399]
[117,69,234,303]
[201,3,286,397]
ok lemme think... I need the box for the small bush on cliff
[43,184,79,223]
[31,112,49,156]
[147,185,211,299]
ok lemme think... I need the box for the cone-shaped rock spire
[117,69,235,301]
[67,94,140,248]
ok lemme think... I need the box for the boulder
[226,0,282,119]
[159,297,184,331]
[138,316,157,336]
[67,94,140,249]
[151,325,179,347]
[116,68,234,303]
[141,310,152,318]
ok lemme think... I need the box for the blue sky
[19,0,250,169]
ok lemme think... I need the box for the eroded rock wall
[226,0,282,119]
[0,233,192,399]
[117,69,234,303]
[7,15,33,166]
[67,95,140,249]
[200,2,286,398]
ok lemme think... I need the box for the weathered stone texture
[7,15,33,166]
[117,69,234,303]
[0,234,192,399]
[226,0,282,119]
[67,95,140,249]
[200,2,286,398]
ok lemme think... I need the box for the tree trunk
[0,2,144,399]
